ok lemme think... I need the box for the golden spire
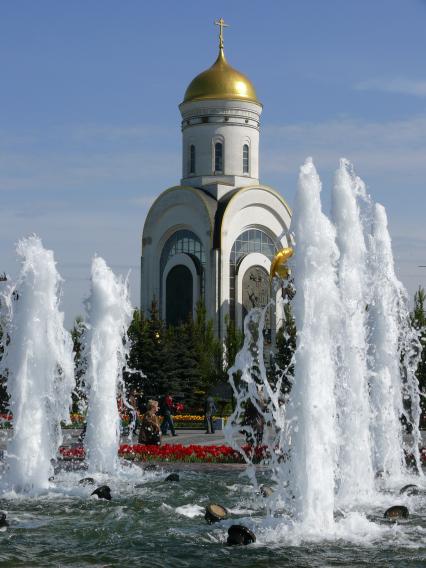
[214,17,229,50]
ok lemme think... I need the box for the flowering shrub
[120,443,243,463]
[173,415,204,422]
[59,443,268,463]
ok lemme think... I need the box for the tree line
[0,286,425,416]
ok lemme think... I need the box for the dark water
[0,465,425,567]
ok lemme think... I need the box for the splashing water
[84,256,132,474]
[226,157,424,537]
[367,204,423,479]
[332,159,374,503]
[286,158,341,529]
[0,236,75,493]
[225,305,285,489]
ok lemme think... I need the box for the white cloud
[262,116,426,176]
[356,78,426,97]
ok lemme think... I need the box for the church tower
[141,19,291,342]
[180,18,261,200]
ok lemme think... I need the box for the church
[140,19,292,343]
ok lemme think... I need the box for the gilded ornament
[270,247,294,281]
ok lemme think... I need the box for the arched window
[214,142,223,173]
[243,144,249,174]
[189,144,196,174]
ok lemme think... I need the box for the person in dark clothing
[204,395,217,434]
[160,394,177,436]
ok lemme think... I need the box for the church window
[243,144,249,174]
[214,142,223,172]
[189,144,196,174]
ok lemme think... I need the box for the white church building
[140,20,292,342]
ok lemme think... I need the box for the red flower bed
[60,446,85,459]
[119,443,243,463]
[59,443,268,463]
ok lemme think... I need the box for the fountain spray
[0,236,75,493]
[84,256,132,474]
[332,160,374,503]
[367,204,414,479]
[286,158,341,529]
[226,157,423,537]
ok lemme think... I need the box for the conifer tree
[166,322,202,409]
[273,302,297,394]
[0,274,9,412]
[224,315,244,372]
[193,300,223,388]
[70,316,87,413]
[411,286,426,411]
[125,299,169,397]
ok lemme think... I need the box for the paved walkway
[0,428,236,450]
[0,428,425,451]
[63,428,238,447]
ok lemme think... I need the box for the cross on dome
[214,17,229,49]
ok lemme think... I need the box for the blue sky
[0,0,425,326]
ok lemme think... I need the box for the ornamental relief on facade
[242,265,271,330]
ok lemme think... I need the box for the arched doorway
[160,229,205,318]
[166,265,193,326]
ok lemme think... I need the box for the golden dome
[183,48,260,105]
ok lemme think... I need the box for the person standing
[160,394,177,436]
[204,395,217,434]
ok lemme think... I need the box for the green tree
[193,300,223,389]
[224,314,244,372]
[0,274,9,412]
[126,299,168,398]
[273,301,297,393]
[70,316,87,413]
[126,308,149,393]
[165,322,202,409]
[411,286,426,410]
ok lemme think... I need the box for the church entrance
[166,265,193,326]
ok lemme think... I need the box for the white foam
[174,503,204,518]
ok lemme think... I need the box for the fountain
[332,160,374,503]
[0,162,423,566]
[0,236,75,493]
[83,256,133,474]
[225,157,424,537]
